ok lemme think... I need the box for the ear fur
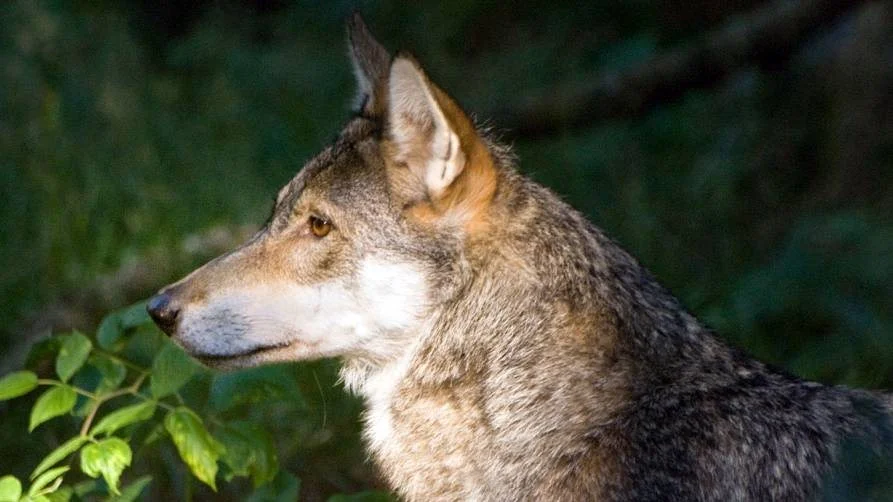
[385,55,497,229]
[388,57,465,199]
[347,13,391,117]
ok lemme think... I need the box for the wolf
[147,14,893,501]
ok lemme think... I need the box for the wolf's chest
[360,362,492,499]
[360,358,409,454]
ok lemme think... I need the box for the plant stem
[37,379,98,400]
[132,391,176,411]
[92,347,150,374]
[37,475,66,498]
[80,402,101,436]
[79,372,149,436]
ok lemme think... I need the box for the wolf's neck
[339,315,432,397]
[340,349,412,397]
[481,175,728,376]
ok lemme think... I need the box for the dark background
[1,1,891,500]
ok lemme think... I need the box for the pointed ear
[386,56,497,227]
[347,13,391,117]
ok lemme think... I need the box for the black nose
[147,292,179,336]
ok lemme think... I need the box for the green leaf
[96,313,123,350]
[0,476,21,502]
[327,492,396,502]
[56,332,93,383]
[71,479,100,498]
[218,422,278,487]
[142,422,166,446]
[89,354,127,396]
[29,386,77,432]
[97,302,152,350]
[164,407,225,490]
[79,438,132,495]
[218,431,251,480]
[210,366,305,413]
[0,370,38,401]
[90,401,156,437]
[118,301,150,329]
[28,466,69,497]
[151,343,198,398]
[31,436,89,480]
[245,471,300,502]
[107,475,151,502]
[45,486,72,502]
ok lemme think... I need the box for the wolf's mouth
[191,340,306,369]
[195,344,283,361]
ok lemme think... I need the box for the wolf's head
[147,15,503,371]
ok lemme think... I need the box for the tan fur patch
[426,85,498,234]
[382,59,497,236]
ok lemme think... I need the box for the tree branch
[494,0,873,138]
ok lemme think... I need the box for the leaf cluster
[0,304,288,501]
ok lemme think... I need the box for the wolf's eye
[309,215,332,238]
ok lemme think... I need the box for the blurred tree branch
[494,0,873,137]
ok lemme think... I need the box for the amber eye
[309,215,332,238]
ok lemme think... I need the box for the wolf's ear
[386,56,496,225]
[347,13,391,117]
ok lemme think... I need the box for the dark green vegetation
[1,1,891,500]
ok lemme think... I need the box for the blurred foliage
[0,0,891,500]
